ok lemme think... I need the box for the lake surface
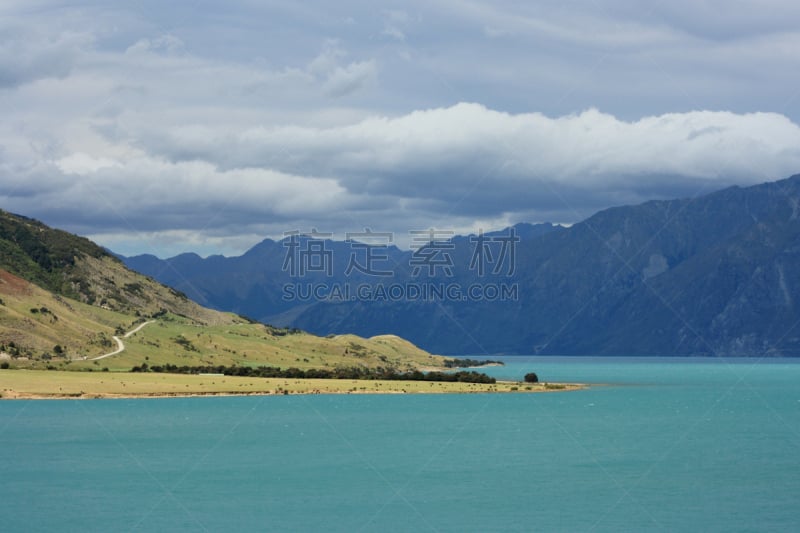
[2,357,799,531]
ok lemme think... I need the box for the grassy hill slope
[0,210,448,372]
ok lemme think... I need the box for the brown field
[0,369,585,399]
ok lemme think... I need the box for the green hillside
[0,210,449,372]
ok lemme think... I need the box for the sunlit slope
[0,210,450,371]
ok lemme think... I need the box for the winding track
[88,320,155,361]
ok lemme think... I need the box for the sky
[1,0,800,258]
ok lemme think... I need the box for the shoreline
[0,385,586,400]
[0,369,585,399]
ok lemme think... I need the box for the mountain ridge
[121,174,800,356]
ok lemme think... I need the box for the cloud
[56,153,120,175]
[0,25,90,88]
[322,59,377,97]
[381,9,410,41]
[6,103,795,257]
[2,0,800,257]
[0,152,367,254]
[125,34,185,56]
[382,27,406,41]
[308,41,377,98]
[145,103,800,205]
[307,40,348,77]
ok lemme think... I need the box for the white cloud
[382,26,406,41]
[125,34,185,56]
[307,40,347,77]
[36,102,790,256]
[147,103,800,193]
[307,41,378,98]
[56,152,120,175]
[381,9,410,41]
[322,60,377,97]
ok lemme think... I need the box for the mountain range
[123,174,800,356]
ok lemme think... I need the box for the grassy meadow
[0,369,580,398]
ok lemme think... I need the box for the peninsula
[0,210,576,398]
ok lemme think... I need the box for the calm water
[2,357,799,532]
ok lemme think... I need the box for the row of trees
[442,358,504,368]
[130,363,497,384]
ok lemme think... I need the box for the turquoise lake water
[2,357,799,532]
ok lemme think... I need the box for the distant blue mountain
[122,175,800,356]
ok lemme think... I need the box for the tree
[524,372,539,383]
